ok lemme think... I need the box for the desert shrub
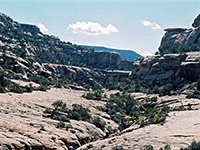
[28,73,52,86]
[112,145,124,150]
[13,65,25,75]
[43,100,91,122]
[144,145,154,150]
[105,93,169,130]
[10,84,23,93]
[106,93,138,116]
[157,84,173,96]
[164,144,171,150]
[38,84,47,91]
[84,90,102,100]
[54,82,63,88]
[107,126,114,134]
[180,140,200,150]
[93,83,102,91]
[70,129,76,134]
[105,82,118,90]
[0,71,11,92]
[186,89,200,99]
[92,116,106,131]
[10,47,26,57]
[65,124,72,131]
[68,104,91,121]
[24,84,33,92]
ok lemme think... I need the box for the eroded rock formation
[192,14,200,28]
[159,14,200,54]
[131,52,200,85]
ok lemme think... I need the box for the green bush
[68,104,91,121]
[181,140,200,150]
[92,116,106,131]
[112,145,124,150]
[0,71,11,92]
[43,101,91,122]
[164,144,171,150]
[28,73,52,86]
[84,90,102,100]
[10,84,23,93]
[105,93,169,130]
[157,84,173,96]
[39,85,47,91]
[144,145,154,150]
[24,84,33,92]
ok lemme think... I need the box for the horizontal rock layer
[131,52,200,85]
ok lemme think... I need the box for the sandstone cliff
[131,52,200,85]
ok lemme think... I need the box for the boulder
[159,27,200,54]
[70,120,106,145]
[159,14,200,54]
[43,64,78,79]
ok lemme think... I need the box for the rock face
[87,51,120,68]
[0,12,120,69]
[131,52,200,85]
[0,88,117,150]
[43,63,131,85]
[192,14,200,28]
[159,14,200,54]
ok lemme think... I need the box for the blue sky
[0,0,199,56]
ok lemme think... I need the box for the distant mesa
[81,45,142,62]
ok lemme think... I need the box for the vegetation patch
[83,90,103,100]
[43,100,91,122]
[105,93,170,130]
[180,140,200,150]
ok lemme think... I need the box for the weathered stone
[159,27,200,54]
[159,14,200,54]
[131,52,200,85]
[164,28,187,32]
[43,63,131,85]
[192,14,200,28]
[87,51,120,67]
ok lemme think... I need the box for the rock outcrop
[87,51,120,68]
[131,52,200,85]
[192,14,200,28]
[43,63,131,85]
[0,88,118,150]
[159,14,200,54]
[0,12,120,70]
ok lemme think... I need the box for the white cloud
[38,23,48,33]
[141,20,161,30]
[68,22,118,36]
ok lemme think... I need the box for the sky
[0,0,199,56]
